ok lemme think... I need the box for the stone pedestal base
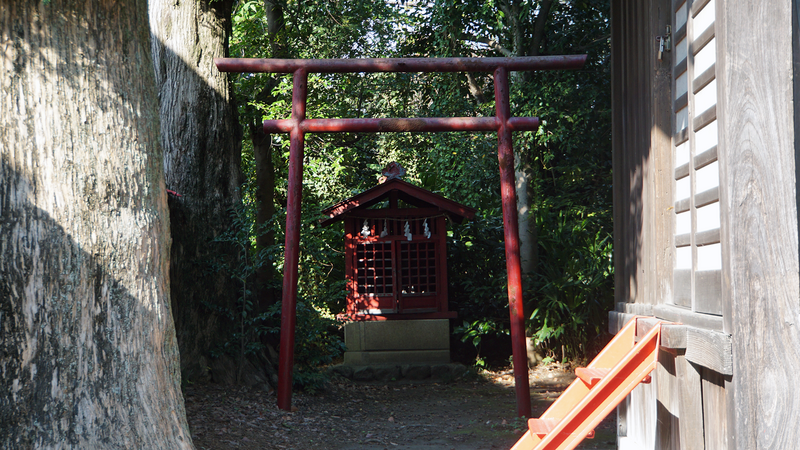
[343,319,450,365]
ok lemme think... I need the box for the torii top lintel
[214,55,587,418]
[215,55,587,74]
[215,56,587,134]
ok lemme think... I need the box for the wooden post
[277,68,308,411]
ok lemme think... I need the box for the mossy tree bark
[1,0,192,447]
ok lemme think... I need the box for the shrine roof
[320,178,476,226]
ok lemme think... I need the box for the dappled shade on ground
[184,364,616,449]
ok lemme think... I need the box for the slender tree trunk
[516,152,539,275]
[1,1,191,447]
[253,0,288,310]
[149,0,244,381]
[512,0,553,276]
[252,124,277,309]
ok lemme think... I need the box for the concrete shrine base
[328,362,471,383]
[343,319,450,365]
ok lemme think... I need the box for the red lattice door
[354,241,397,313]
[398,240,438,312]
[350,217,442,314]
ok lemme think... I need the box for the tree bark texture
[252,0,288,310]
[1,1,192,448]
[252,123,277,309]
[149,0,244,381]
[509,0,552,277]
[515,151,538,275]
[513,1,550,277]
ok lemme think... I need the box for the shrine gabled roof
[320,178,476,226]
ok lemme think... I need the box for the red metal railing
[215,55,587,416]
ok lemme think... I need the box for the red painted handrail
[511,317,673,450]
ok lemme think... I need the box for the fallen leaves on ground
[184,363,616,450]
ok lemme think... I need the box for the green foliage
[226,0,399,388]
[448,214,508,323]
[205,202,346,390]
[290,301,347,393]
[528,200,613,358]
[455,318,508,354]
[406,0,614,361]
[204,203,277,362]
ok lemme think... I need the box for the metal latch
[657,25,672,61]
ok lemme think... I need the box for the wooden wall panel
[651,0,676,308]
[612,1,676,447]
[612,0,649,305]
[677,357,704,450]
[701,367,729,450]
[622,381,658,449]
[719,1,800,448]
[611,0,625,305]
[612,0,672,307]
[655,350,681,450]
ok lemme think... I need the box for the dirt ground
[184,363,617,450]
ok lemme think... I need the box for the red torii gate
[215,55,586,417]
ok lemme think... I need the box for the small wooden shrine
[321,163,475,322]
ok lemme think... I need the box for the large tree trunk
[0,1,192,448]
[149,0,247,382]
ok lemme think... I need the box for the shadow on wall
[613,1,673,305]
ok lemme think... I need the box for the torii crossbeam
[215,55,587,417]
